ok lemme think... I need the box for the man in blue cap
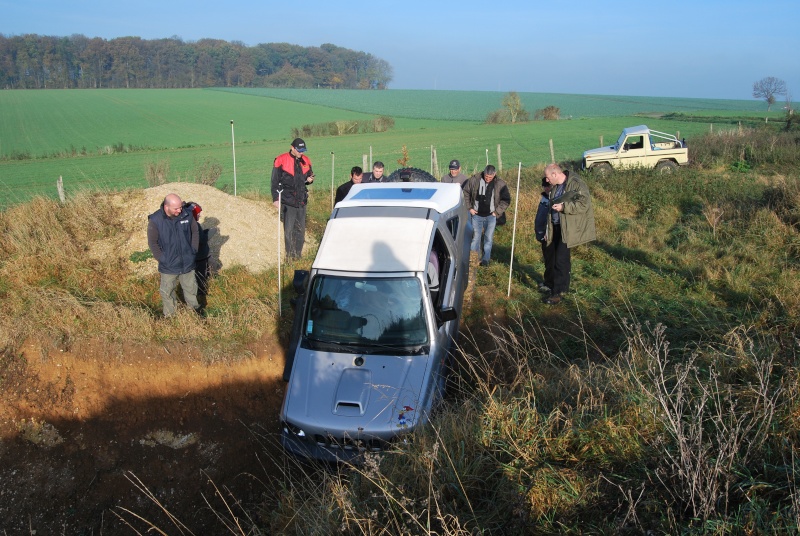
[441,159,468,185]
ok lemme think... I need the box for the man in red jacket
[271,138,315,259]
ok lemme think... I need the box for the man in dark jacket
[335,166,363,203]
[534,177,554,294]
[271,138,315,259]
[183,200,211,307]
[462,165,511,267]
[147,193,201,317]
[362,161,385,183]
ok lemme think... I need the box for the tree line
[0,34,393,90]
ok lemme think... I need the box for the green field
[0,88,779,208]
[213,87,774,121]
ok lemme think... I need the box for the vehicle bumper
[281,428,393,465]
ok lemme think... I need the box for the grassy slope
[2,158,798,533]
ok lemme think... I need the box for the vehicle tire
[655,160,678,174]
[591,162,612,177]
[385,167,438,182]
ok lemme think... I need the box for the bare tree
[501,91,529,123]
[753,76,787,111]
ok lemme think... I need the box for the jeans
[470,214,496,263]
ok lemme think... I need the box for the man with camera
[542,164,596,305]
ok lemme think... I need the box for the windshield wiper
[302,337,360,352]
[358,342,430,355]
[303,336,429,356]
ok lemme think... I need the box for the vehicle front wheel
[655,160,678,174]
[590,162,612,177]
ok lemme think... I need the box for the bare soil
[0,184,307,534]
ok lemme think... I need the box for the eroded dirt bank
[0,336,289,533]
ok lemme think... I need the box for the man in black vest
[363,161,385,183]
[147,193,201,317]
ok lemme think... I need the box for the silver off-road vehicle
[280,179,471,463]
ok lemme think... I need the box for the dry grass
[0,192,278,361]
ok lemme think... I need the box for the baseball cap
[291,138,307,152]
[449,159,460,170]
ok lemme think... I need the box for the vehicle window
[627,136,644,150]
[428,230,452,308]
[446,216,459,240]
[304,275,428,350]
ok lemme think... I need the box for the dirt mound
[110,182,315,276]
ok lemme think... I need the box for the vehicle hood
[282,346,432,437]
[583,145,617,158]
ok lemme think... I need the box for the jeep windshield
[615,131,627,150]
[301,275,429,354]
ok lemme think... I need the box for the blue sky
[3,0,798,101]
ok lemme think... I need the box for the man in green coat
[542,164,596,304]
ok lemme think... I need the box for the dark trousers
[195,256,210,308]
[281,204,306,259]
[552,224,571,295]
[541,239,555,289]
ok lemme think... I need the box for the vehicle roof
[336,182,463,214]
[622,125,650,136]
[313,217,435,273]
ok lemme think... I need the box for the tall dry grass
[0,191,279,360]
[255,309,797,535]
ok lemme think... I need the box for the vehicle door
[618,134,647,169]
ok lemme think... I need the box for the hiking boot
[538,282,551,294]
[479,260,489,267]
[544,294,562,305]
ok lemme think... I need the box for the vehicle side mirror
[292,270,309,295]
[436,307,457,327]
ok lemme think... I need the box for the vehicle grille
[312,433,389,452]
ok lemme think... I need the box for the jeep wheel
[591,162,612,177]
[655,160,678,174]
[386,167,438,182]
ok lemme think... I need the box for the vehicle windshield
[616,131,627,149]
[303,275,429,352]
